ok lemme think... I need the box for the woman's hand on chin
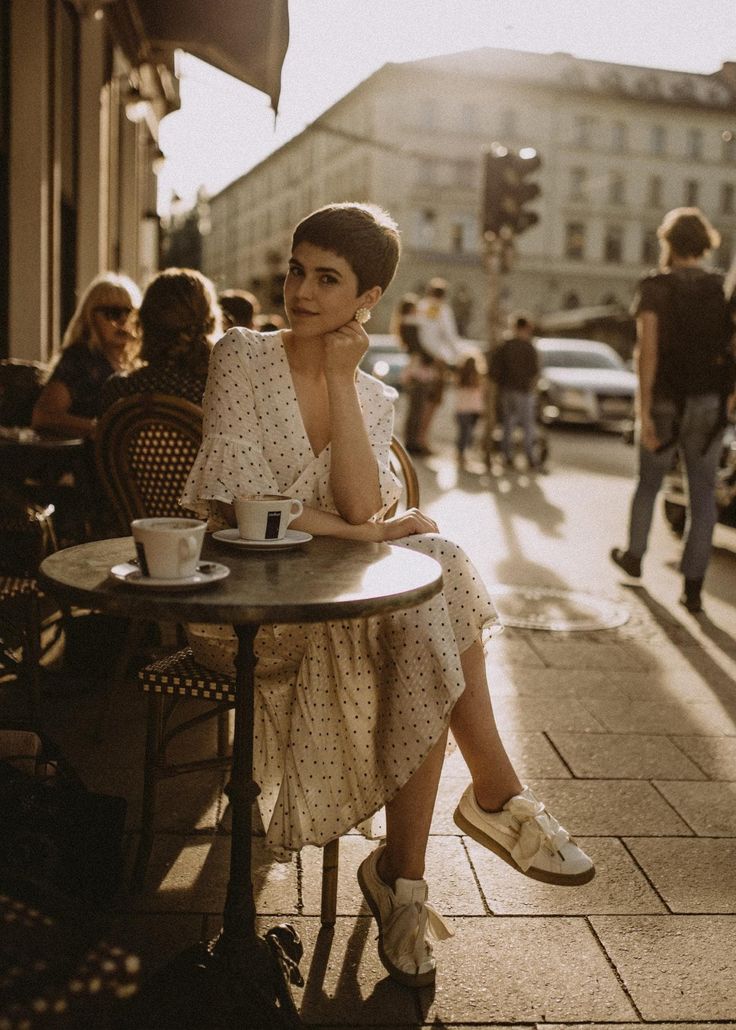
[323,320,369,377]
[377,508,439,540]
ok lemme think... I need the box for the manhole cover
[490,585,630,632]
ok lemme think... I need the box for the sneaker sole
[357,861,436,989]
[453,806,595,886]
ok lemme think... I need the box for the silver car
[535,337,637,428]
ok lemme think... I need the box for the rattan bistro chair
[0,485,60,723]
[129,434,420,924]
[94,392,204,532]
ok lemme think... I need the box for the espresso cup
[131,517,206,579]
[233,495,303,541]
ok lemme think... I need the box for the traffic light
[481,143,542,238]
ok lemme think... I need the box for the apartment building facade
[202,48,736,339]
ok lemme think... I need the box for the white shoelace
[384,898,454,972]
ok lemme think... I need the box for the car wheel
[663,498,686,538]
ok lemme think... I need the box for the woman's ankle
[377,846,425,889]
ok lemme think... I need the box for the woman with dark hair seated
[181,202,594,990]
[100,268,222,412]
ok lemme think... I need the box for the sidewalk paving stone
[465,837,667,915]
[547,731,706,780]
[300,834,485,918]
[524,637,651,672]
[580,698,730,736]
[653,780,736,835]
[419,916,636,1023]
[494,695,608,733]
[624,837,736,913]
[672,735,736,779]
[519,779,693,836]
[590,915,736,1020]
[128,832,298,914]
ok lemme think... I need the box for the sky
[156,0,736,213]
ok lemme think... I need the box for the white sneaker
[454,784,595,885]
[357,845,454,988]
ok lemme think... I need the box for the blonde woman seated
[181,203,594,990]
[32,272,141,440]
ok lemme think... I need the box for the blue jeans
[627,393,724,580]
[455,412,479,455]
[501,390,537,462]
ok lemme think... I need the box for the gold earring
[354,307,371,325]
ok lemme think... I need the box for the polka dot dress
[181,329,499,860]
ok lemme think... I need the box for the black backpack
[657,269,736,400]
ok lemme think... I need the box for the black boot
[680,578,703,613]
[610,548,642,578]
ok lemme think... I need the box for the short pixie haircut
[658,207,720,266]
[291,202,401,295]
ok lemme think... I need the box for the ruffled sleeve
[180,330,279,518]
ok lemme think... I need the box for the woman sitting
[100,268,221,412]
[181,202,594,990]
[32,273,141,440]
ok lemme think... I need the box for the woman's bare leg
[379,728,448,887]
[450,639,522,810]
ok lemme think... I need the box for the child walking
[454,353,486,465]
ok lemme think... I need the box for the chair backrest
[94,393,203,532]
[95,393,418,532]
[387,436,419,516]
[0,359,48,427]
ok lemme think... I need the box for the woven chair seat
[0,575,42,600]
[138,647,236,703]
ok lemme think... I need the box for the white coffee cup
[131,517,206,579]
[232,495,303,541]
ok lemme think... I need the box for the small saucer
[211,528,313,550]
[110,561,230,589]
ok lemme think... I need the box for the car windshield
[539,348,623,370]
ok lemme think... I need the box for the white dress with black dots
[181,328,499,860]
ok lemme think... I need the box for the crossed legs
[379,639,521,886]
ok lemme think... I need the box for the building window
[650,124,667,156]
[569,166,587,201]
[414,208,436,249]
[684,179,699,206]
[611,121,628,152]
[416,159,437,185]
[722,133,736,162]
[573,115,595,148]
[686,127,703,160]
[721,182,735,215]
[609,172,625,205]
[460,104,478,131]
[642,228,659,265]
[647,175,663,207]
[604,225,624,263]
[418,99,437,130]
[455,160,475,188]
[565,222,586,260]
[500,107,517,139]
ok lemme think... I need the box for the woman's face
[91,299,137,359]
[284,242,377,338]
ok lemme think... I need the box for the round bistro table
[39,533,443,1028]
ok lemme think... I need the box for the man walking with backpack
[611,207,736,613]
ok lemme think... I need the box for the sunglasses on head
[96,305,133,323]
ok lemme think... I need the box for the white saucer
[211,528,313,550]
[110,561,230,589]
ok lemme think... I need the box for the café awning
[105,0,290,112]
